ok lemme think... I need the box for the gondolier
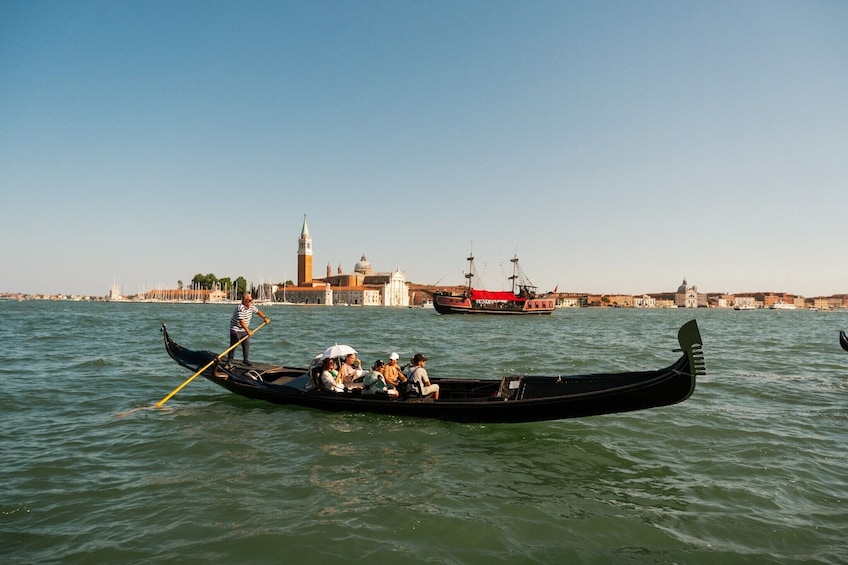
[227,294,269,366]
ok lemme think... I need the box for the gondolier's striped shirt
[230,304,258,332]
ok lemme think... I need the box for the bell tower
[297,215,312,286]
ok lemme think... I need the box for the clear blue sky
[2,1,846,297]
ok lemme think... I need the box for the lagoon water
[2,301,846,563]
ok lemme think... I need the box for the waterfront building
[297,215,313,287]
[632,295,656,308]
[813,295,848,310]
[585,294,605,307]
[317,255,409,307]
[606,294,633,307]
[277,218,410,306]
[142,288,227,302]
[646,291,678,308]
[733,294,760,309]
[279,284,332,305]
[556,293,583,308]
[277,215,331,304]
[759,292,802,308]
[675,278,707,308]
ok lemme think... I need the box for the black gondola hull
[161,320,704,423]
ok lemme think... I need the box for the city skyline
[3,274,846,303]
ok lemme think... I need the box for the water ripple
[1,302,847,563]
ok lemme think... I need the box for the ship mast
[464,243,475,292]
[509,256,519,294]
[510,255,538,297]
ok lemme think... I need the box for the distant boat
[734,304,758,311]
[769,301,796,310]
[432,253,555,315]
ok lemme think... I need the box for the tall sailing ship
[432,253,556,315]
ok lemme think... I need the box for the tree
[235,276,247,298]
[191,273,218,290]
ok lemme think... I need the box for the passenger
[407,353,439,399]
[374,359,388,378]
[338,352,367,386]
[319,358,345,393]
[362,360,398,398]
[401,356,416,378]
[383,352,407,388]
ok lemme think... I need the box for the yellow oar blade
[155,321,268,408]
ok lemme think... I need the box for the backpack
[401,371,423,398]
[362,371,388,394]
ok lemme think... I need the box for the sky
[1,1,846,297]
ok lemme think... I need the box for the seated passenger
[383,352,407,388]
[338,353,367,386]
[401,356,415,379]
[362,360,398,398]
[407,353,439,399]
[319,358,345,393]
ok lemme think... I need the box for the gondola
[840,330,848,352]
[161,320,705,423]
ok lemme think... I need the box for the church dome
[354,254,373,275]
[677,278,688,293]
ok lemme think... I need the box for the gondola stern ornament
[677,319,706,376]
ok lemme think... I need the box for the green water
[2,302,846,563]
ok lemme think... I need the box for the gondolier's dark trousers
[228,328,250,363]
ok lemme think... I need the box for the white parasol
[321,344,357,360]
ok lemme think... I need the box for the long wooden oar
[155,321,269,408]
